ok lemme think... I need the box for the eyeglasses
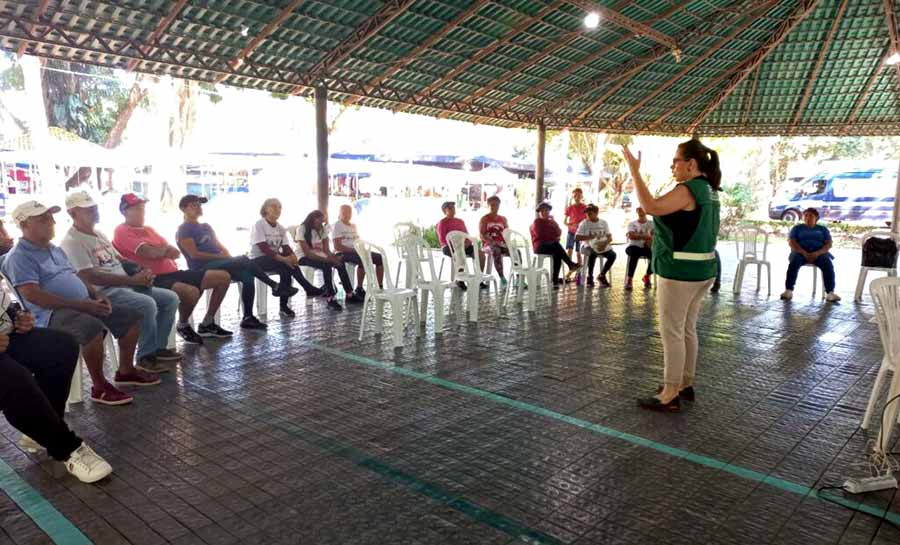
[671,157,687,166]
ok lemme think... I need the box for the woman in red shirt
[530,202,581,287]
[564,188,587,268]
[479,196,509,285]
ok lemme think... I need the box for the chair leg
[391,299,404,348]
[433,290,444,332]
[374,300,385,334]
[394,262,403,289]
[765,262,772,295]
[732,262,744,294]
[358,297,369,341]
[411,295,421,338]
[419,289,429,324]
[855,268,868,303]
[812,267,818,298]
[756,263,761,292]
[256,278,267,318]
[861,359,889,429]
[526,271,538,312]
[67,355,84,407]
[468,288,479,323]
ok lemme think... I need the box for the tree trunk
[105,76,146,148]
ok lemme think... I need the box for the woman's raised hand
[621,145,642,173]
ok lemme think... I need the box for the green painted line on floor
[307,342,900,526]
[0,457,92,545]
[185,381,564,545]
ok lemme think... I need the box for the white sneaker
[18,435,44,454]
[780,290,793,300]
[825,292,841,302]
[65,443,112,484]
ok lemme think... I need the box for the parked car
[768,166,898,224]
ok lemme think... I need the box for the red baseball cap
[119,193,148,214]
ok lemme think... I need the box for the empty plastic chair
[355,240,420,349]
[392,222,421,288]
[854,230,899,303]
[446,231,501,322]
[863,277,900,453]
[732,227,772,295]
[503,228,552,312]
[400,234,460,333]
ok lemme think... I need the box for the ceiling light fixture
[886,52,900,66]
[584,12,601,30]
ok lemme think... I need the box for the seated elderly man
[780,207,840,302]
[2,201,156,407]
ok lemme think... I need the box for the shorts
[565,231,578,250]
[48,306,140,345]
[339,251,382,267]
[442,245,475,258]
[153,270,206,290]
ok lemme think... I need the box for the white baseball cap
[11,201,61,225]
[65,190,98,210]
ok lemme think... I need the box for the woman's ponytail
[678,139,721,191]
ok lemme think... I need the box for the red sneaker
[642,274,652,288]
[114,369,161,387]
[90,383,134,406]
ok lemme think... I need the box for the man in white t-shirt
[575,204,616,288]
[332,204,383,297]
[624,207,654,290]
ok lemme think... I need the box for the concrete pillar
[315,84,329,213]
[893,155,900,235]
[535,120,546,206]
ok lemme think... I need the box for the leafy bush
[422,225,441,248]
[719,182,756,231]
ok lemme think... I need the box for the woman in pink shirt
[531,202,580,287]
[564,188,587,267]
[437,201,486,290]
[478,196,509,285]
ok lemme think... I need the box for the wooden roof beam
[564,0,677,50]
[126,0,189,71]
[882,0,900,91]
[601,2,784,130]
[289,0,416,92]
[789,0,849,134]
[16,0,49,57]
[403,0,567,106]
[685,0,820,135]
[216,0,305,84]
[740,65,760,126]
[842,41,893,133]
[537,0,761,118]
[342,0,492,107]
[505,2,686,113]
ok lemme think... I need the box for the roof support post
[316,84,329,213]
[893,156,900,236]
[536,121,546,207]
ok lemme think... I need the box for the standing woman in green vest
[622,140,721,413]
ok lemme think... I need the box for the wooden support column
[893,156,900,236]
[536,121,546,207]
[315,85,329,213]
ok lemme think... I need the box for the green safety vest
[652,177,720,281]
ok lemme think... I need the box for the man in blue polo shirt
[1,200,159,406]
[780,207,840,302]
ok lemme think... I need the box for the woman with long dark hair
[296,210,362,311]
[622,139,721,412]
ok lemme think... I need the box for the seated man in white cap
[112,193,232,344]
[60,190,181,373]
[1,200,158,406]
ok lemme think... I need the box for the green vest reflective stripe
[652,177,720,281]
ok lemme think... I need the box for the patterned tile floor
[1,247,899,545]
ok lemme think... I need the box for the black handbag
[862,237,898,268]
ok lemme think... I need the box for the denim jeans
[104,286,178,359]
[785,251,835,292]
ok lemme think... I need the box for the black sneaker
[345,293,364,305]
[176,324,203,345]
[197,323,234,338]
[710,281,721,293]
[479,282,489,290]
[637,395,681,413]
[656,385,695,401]
[354,287,366,298]
[272,284,299,298]
[240,316,268,330]
[598,274,610,288]
[456,281,468,291]
[586,278,595,287]
[136,355,171,374]
[279,306,296,318]
[326,299,343,311]
[305,286,324,297]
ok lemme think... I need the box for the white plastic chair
[732,227,772,295]
[503,229,552,312]
[854,230,899,303]
[355,240,420,349]
[400,234,460,333]
[392,222,422,288]
[801,263,826,299]
[863,277,900,453]
[446,231,501,322]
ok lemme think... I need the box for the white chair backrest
[871,277,900,363]
[446,231,481,276]
[502,228,533,270]
[399,234,440,283]
[393,222,421,258]
[355,239,395,291]
[735,227,768,261]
